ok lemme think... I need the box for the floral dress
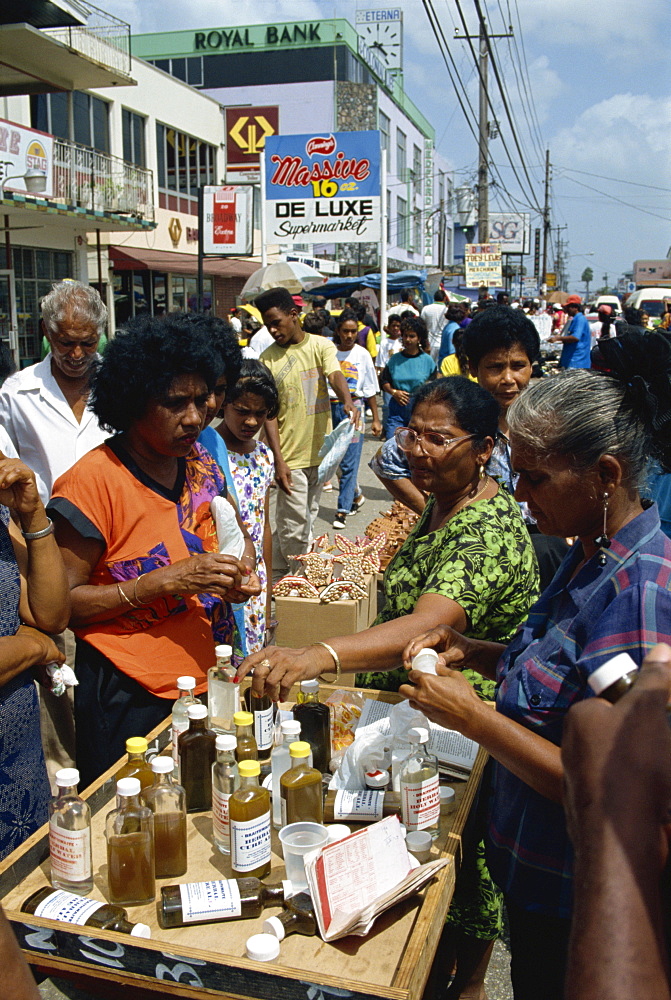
[227,441,274,654]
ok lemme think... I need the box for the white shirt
[387,302,419,318]
[244,326,274,358]
[376,335,404,369]
[421,302,448,350]
[0,355,109,503]
[328,344,379,400]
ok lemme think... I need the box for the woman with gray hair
[401,330,671,1000]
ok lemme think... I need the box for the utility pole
[541,149,551,293]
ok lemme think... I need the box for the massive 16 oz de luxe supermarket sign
[264,130,380,245]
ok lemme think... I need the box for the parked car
[624,287,671,321]
[587,295,622,315]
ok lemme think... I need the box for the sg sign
[488,213,529,255]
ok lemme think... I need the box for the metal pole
[477,20,489,242]
[541,149,550,293]
[197,185,204,312]
[96,228,103,299]
[379,157,388,331]
[260,153,267,267]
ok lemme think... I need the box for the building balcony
[53,138,154,221]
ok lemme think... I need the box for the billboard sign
[488,213,529,254]
[264,130,381,245]
[202,186,254,255]
[0,119,53,198]
[464,244,502,288]
[225,106,279,180]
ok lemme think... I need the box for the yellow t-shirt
[261,333,340,469]
[440,354,477,381]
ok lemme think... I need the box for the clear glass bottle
[399,727,441,839]
[292,679,331,773]
[142,756,187,878]
[271,719,301,828]
[116,737,155,792]
[179,703,217,813]
[49,768,93,895]
[280,741,324,826]
[323,788,401,823]
[208,643,240,735]
[234,710,258,763]
[105,778,155,906]
[229,759,271,879]
[22,887,151,937]
[263,892,317,940]
[390,733,414,792]
[171,675,200,773]
[212,734,239,855]
[159,877,292,928]
[245,687,275,763]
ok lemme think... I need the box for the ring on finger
[260,658,271,669]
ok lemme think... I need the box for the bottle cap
[365,769,390,789]
[216,734,237,752]
[262,915,286,941]
[440,786,456,806]
[176,675,196,691]
[55,768,80,788]
[408,727,429,745]
[151,756,174,774]
[238,759,261,777]
[288,741,311,758]
[280,720,301,735]
[215,644,233,658]
[125,737,148,753]
[234,711,253,727]
[187,704,208,720]
[245,932,280,961]
[116,777,141,797]
[406,831,433,862]
[411,648,439,674]
[130,922,152,938]
[588,652,638,695]
[300,679,319,692]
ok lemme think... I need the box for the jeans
[331,401,364,514]
[385,395,413,439]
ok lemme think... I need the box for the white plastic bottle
[212,735,239,854]
[208,644,240,735]
[49,768,93,895]
[399,727,440,839]
[270,720,301,828]
[171,676,201,773]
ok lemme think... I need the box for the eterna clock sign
[356,8,403,71]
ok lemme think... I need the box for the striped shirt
[486,502,671,918]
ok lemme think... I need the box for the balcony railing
[43,1,131,79]
[53,138,155,222]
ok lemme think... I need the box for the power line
[557,166,671,194]
[561,174,671,223]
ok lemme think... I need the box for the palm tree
[581,267,594,301]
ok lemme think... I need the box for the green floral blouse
[356,489,539,695]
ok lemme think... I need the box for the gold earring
[479,464,486,480]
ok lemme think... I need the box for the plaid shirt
[486,502,671,918]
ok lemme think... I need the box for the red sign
[225,106,279,173]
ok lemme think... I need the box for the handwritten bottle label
[34,889,104,925]
[49,822,91,881]
[212,786,231,847]
[253,706,274,751]
[230,811,271,873]
[333,790,384,821]
[178,880,241,923]
[401,774,440,831]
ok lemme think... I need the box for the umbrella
[240,261,327,300]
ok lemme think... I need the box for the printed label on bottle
[49,822,91,881]
[172,722,187,766]
[333,789,384,821]
[253,706,274,751]
[178,879,241,923]
[212,786,231,846]
[401,774,440,831]
[230,811,271,873]
[34,890,105,925]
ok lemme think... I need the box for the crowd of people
[1,276,671,1000]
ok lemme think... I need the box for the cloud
[515,0,667,56]
[107,0,325,33]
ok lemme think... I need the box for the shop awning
[109,246,259,278]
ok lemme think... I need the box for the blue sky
[105,0,671,292]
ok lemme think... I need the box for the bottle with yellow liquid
[280,741,323,826]
[116,737,154,792]
[233,710,258,763]
[229,760,271,879]
[105,778,155,906]
[142,756,187,878]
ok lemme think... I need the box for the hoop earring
[593,492,611,567]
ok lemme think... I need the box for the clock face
[362,22,402,69]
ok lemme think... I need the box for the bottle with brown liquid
[21,887,151,937]
[142,756,187,878]
[244,687,274,763]
[280,741,323,826]
[105,778,155,906]
[233,710,258,763]
[263,891,317,940]
[179,704,217,812]
[159,877,292,928]
[323,788,401,823]
[229,759,271,879]
[293,679,331,773]
[116,737,154,791]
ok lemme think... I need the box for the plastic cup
[278,822,329,890]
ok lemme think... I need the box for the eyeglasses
[394,427,475,457]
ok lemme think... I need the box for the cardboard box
[275,573,377,648]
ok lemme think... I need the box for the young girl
[201,359,278,654]
[380,315,436,438]
[329,309,381,529]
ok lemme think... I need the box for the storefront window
[171,275,212,313]
[11,246,74,365]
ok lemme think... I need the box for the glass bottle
[171,675,200,773]
[179,703,217,812]
[159,877,292,928]
[390,732,414,792]
[49,768,92,895]
[323,788,401,823]
[142,756,187,878]
[280,741,323,826]
[208,643,240,735]
[105,778,155,906]
[234,710,258,763]
[212,734,239,855]
[263,892,317,940]
[271,719,301,829]
[245,687,274,763]
[292,679,331,774]
[116,737,155,791]
[588,652,640,702]
[22,887,151,937]
[229,759,271,879]
[399,727,441,839]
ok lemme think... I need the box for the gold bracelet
[312,641,341,680]
[133,574,153,606]
[116,581,138,609]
